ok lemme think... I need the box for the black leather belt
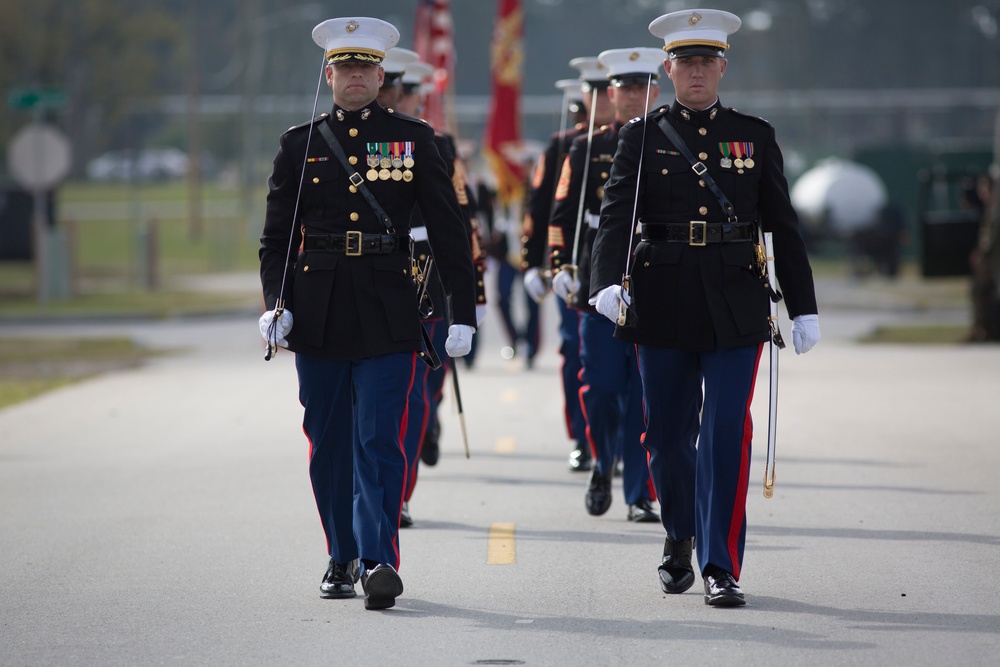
[639,221,755,246]
[304,232,402,255]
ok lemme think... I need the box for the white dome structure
[791,158,888,234]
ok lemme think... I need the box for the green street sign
[7,88,66,110]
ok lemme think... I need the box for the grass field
[0,180,262,409]
[860,324,970,344]
[1,180,263,314]
[0,336,168,410]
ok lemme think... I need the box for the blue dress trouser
[636,343,763,579]
[579,312,653,504]
[556,296,587,449]
[296,352,417,569]
[402,318,449,501]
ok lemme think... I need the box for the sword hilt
[264,301,285,361]
[560,264,578,303]
[616,275,635,327]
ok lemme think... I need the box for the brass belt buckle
[345,230,363,256]
[689,220,707,246]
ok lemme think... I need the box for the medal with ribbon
[733,142,745,170]
[719,143,732,169]
[402,141,415,182]
[390,141,403,181]
[365,142,380,181]
[378,142,391,180]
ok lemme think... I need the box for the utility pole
[187,0,204,243]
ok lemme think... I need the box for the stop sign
[8,123,72,191]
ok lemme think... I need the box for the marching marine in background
[548,47,662,522]
[487,177,542,368]
[258,17,478,611]
[522,57,614,472]
[382,52,488,525]
[375,47,420,107]
[588,9,820,606]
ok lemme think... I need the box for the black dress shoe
[360,563,404,610]
[420,423,440,466]
[400,501,413,528]
[320,558,360,599]
[585,467,612,516]
[567,445,593,472]
[657,536,695,594]
[627,498,660,523]
[703,570,746,607]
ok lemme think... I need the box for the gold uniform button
[349,128,358,137]
[699,206,709,215]
[699,179,706,188]
[349,185,358,193]
[698,127,707,136]
[349,156,358,165]
[303,266,309,272]
[312,177,320,184]
[662,168,669,175]
[350,212,359,221]
[698,152,709,160]
[601,172,609,179]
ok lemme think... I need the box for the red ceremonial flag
[483,0,525,207]
[413,0,455,133]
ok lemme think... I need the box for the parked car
[86,148,189,182]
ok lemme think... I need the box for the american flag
[413,0,455,133]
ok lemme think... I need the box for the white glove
[259,309,293,348]
[591,285,629,323]
[523,267,549,303]
[445,324,475,357]
[476,304,488,326]
[791,314,820,355]
[552,269,579,300]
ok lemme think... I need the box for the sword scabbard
[762,232,780,497]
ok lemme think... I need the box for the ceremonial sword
[760,231,786,498]
[265,55,328,361]
[450,360,471,459]
[562,85,600,302]
[616,74,653,327]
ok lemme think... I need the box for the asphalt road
[2,280,999,666]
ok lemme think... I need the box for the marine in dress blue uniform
[258,18,477,610]
[381,56,488,525]
[521,58,614,472]
[588,9,821,606]
[548,48,664,522]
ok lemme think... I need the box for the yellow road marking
[495,436,516,454]
[487,522,516,565]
